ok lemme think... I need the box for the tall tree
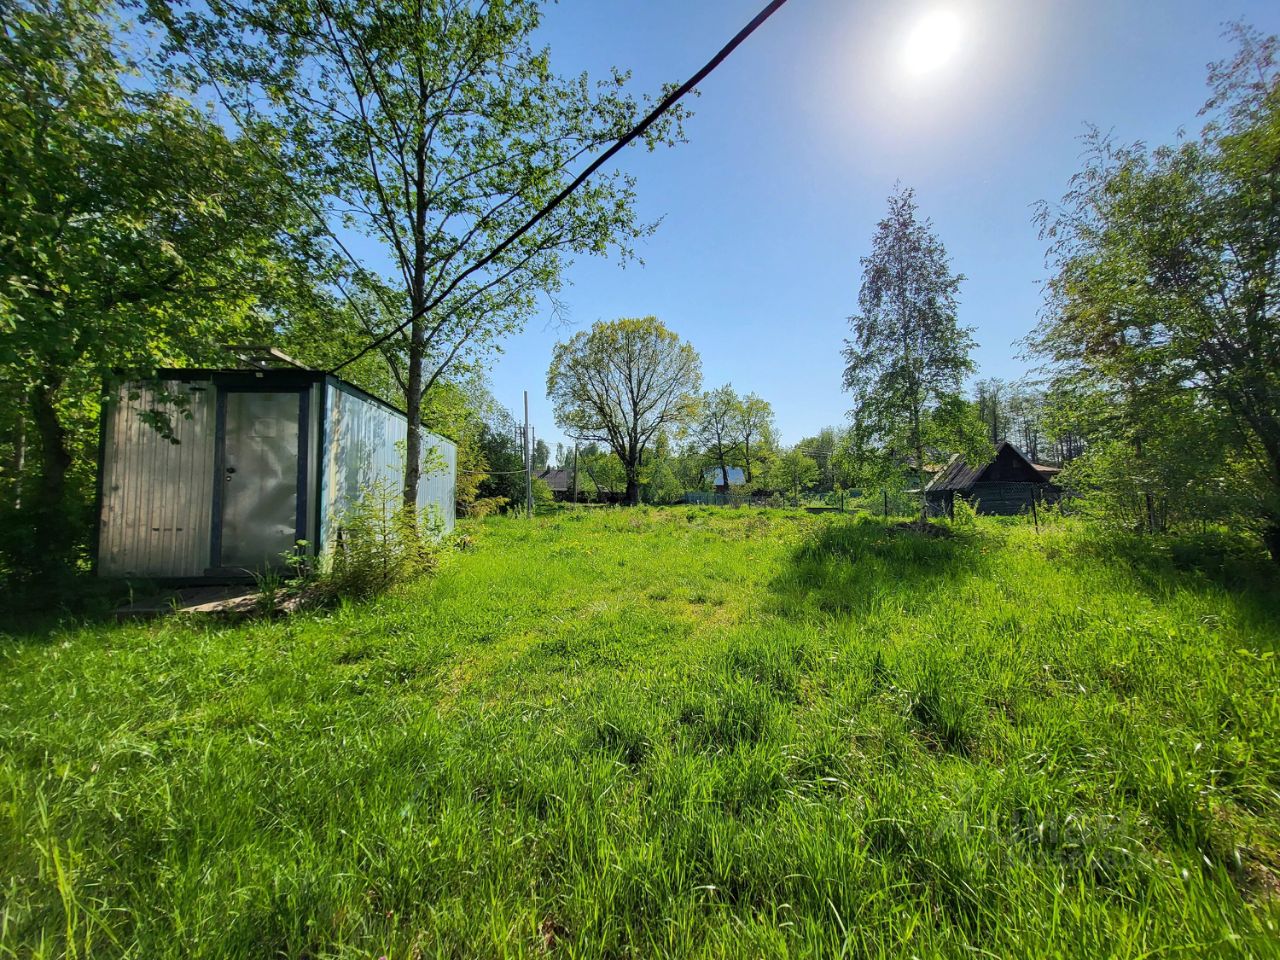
[795,427,840,492]
[156,0,685,510]
[843,186,985,518]
[547,317,701,504]
[734,392,774,484]
[1031,25,1280,557]
[532,438,550,472]
[1,0,306,578]
[693,385,742,490]
[973,377,1006,445]
[768,448,819,506]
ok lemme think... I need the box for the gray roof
[704,466,746,486]
[538,468,570,491]
[924,441,1050,493]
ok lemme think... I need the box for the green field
[3,508,1279,958]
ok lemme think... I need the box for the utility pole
[524,390,533,518]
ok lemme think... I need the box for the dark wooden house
[924,441,1062,516]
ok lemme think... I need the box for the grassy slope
[2,509,1279,959]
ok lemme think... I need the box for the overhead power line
[328,0,792,374]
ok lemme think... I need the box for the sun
[901,7,965,77]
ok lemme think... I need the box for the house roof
[538,467,570,491]
[704,466,746,486]
[924,441,1051,492]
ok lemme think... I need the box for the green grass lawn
[3,508,1280,958]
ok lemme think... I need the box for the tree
[693,385,742,490]
[734,393,775,484]
[768,448,819,506]
[574,443,626,500]
[1030,25,1280,557]
[0,0,308,579]
[1005,382,1045,463]
[532,438,550,472]
[641,431,684,504]
[843,186,986,519]
[973,378,1006,445]
[156,0,686,511]
[796,427,841,492]
[547,318,701,504]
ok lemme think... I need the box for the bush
[464,496,509,519]
[317,480,442,601]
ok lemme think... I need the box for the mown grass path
[3,509,1279,958]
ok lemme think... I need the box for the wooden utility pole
[524,391,533,518]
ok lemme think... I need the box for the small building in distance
[704,466,746,493]
[924,441,1062,516]
[538,467,572,501]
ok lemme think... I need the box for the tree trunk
[402,318,425,513]
[29,377,75,567]
[743,437,752,484]
[625,475,640,505]
[1264,522,1280,566]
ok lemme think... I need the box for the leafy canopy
[843,185,986,495]
[547,317,701,502]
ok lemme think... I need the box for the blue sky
[481,0,1280,454]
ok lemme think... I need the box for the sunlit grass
[2,508,1279,957]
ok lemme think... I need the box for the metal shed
[96,365,455,580]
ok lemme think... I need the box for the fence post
[1031,485,1039,534]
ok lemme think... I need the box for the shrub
[465,496,509,519]
[948,495,980,530]
[317,480,442,601]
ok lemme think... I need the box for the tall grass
[2,508,1278,957]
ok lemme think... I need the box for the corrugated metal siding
[320,382,456,549]
[98,380,216,577]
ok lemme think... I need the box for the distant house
[538,467,572,500]
[704,466,746,492]
[924,441,1062,516]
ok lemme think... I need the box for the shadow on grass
[0,575,148,646]
[768,516,986,618]
[1069,528,1280,638]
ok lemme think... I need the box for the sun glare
[902,8,964,77]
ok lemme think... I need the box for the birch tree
[843,185,985,519]
[155,0,685,509]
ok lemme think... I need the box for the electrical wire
[327,0,792,374]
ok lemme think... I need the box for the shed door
[217,390,304,571]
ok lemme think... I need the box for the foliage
[795,426,845,492]
[154,0,687,508]
[692,385,742,488]
[734,392,775,484]
[465,496,509,519]
[0,0,311,581]
[1030,25,1280,559]
[548,317,702,504]
[767,448,820,503]
[530,477,555,510]
[843,186,987,512]
[3,510,1279,956]
[317,479,441,601]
